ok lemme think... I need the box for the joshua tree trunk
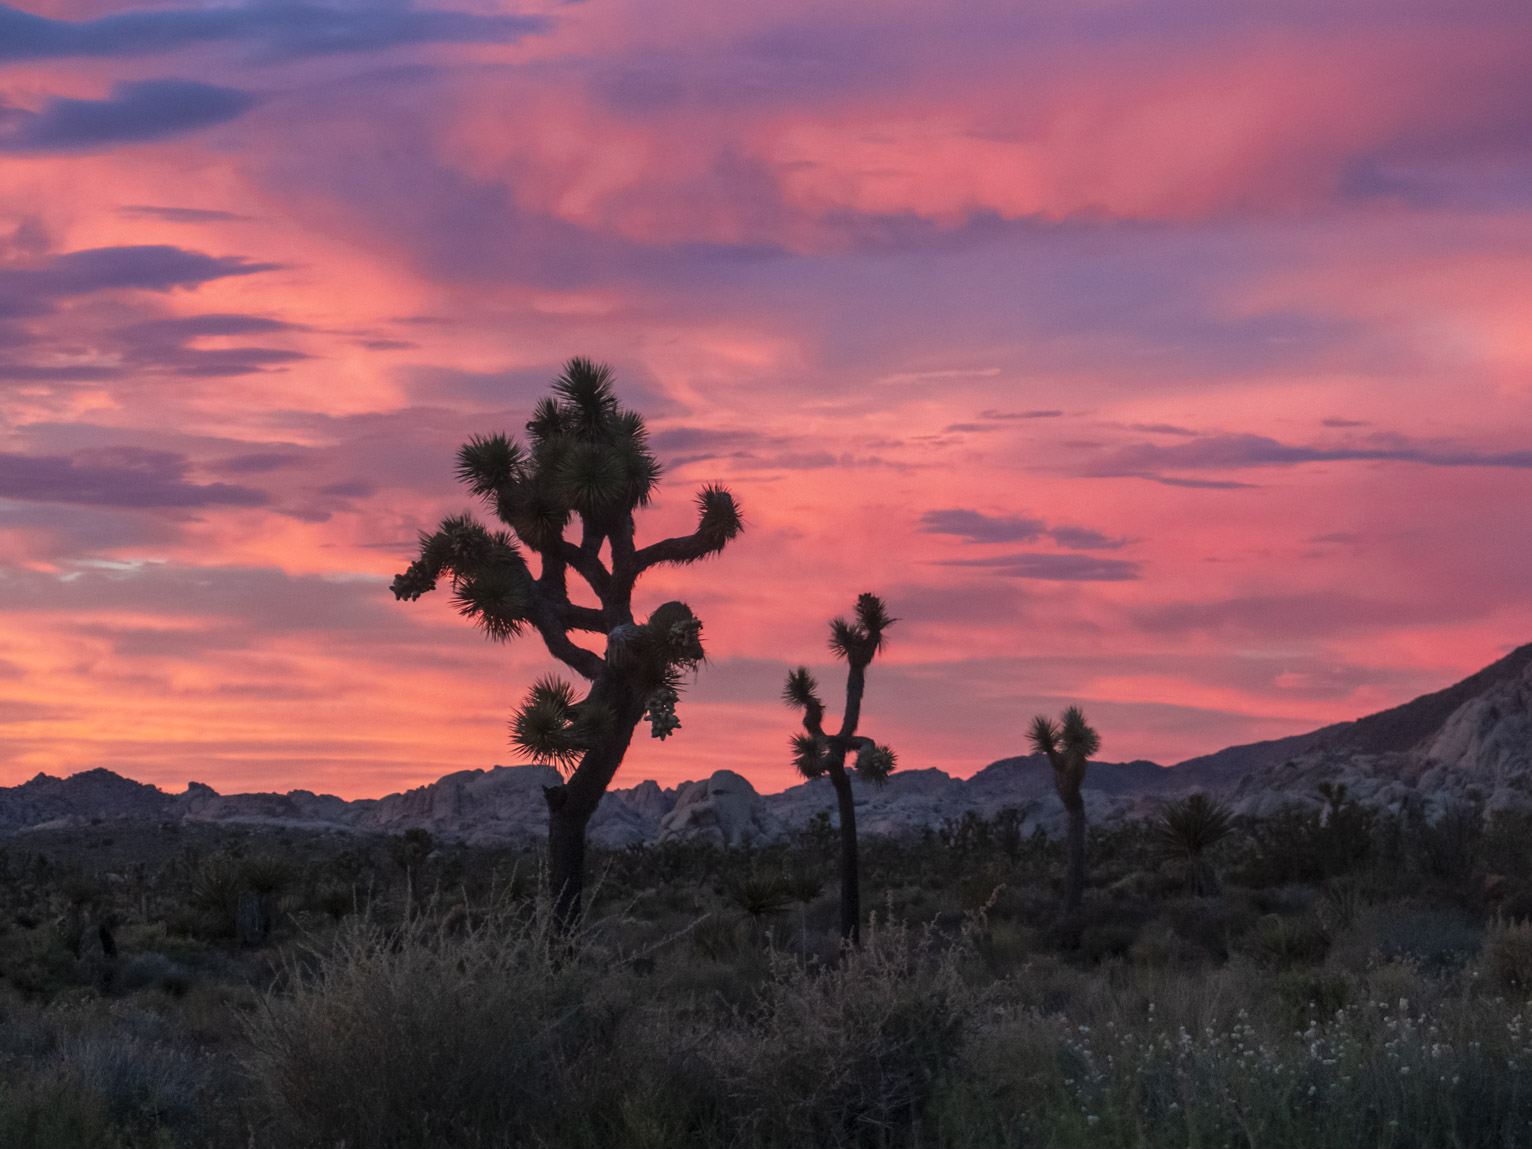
[543,683,645,922]
[826,754,861,944]
[1063,794,1086,913]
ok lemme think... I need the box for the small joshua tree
[1028,706,1100,913]
[782,593,896,944]
[1152,793,1234,896]
[392,358,742,921]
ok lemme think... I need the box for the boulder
[659,770,784,847]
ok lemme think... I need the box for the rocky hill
[4,642,1529,847]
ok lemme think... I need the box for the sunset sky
[1,0,1529,799]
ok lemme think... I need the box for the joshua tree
[1028,706,1101,913]
[1151,793,1234,896]
[392,359,742,921]
[782,593,896,944]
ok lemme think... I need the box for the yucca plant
[783,593,896,944]
[1027,705,1100,913]
[393,359,742,920]
[1151,792,1234,896]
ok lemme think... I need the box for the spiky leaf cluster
[790,732,828,779]
[855,742,897,787]
[391,515,531,640]
[1028,705,1100,805]
[443,358,661,553]
[1152,793,1234,863]
[1028,706,1101,762]
[828,592,895,667]
[511,676,612,772]
[690,484,744,558]
[782,667,825,727]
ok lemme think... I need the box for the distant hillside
[3,640,1529,844]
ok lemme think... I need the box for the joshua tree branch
[559,538,612,602]
[838,663,866,740]
[522,591,606,680]
[632,528,726,573]
[556,603,609,634]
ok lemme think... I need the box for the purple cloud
[0,245,280,301]
[0,449,266,508]
[1048,526,1125,551]
[937,553,1141,581]
[979,409,1063,420]
[0,80,257,152]
[0,3,547,64]
[117,205,254,223]
[921,509,1125,551]
[919,508,1045,544]
[1089,433,1532,482]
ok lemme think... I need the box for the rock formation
[4,641,1529,845]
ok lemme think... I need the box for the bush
[244,898,631,1149]
[704,914,979,1144]
[1248,914,1329,968]
[1368,906,1481,972]
[1484,919,1532,994]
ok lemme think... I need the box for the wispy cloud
[1089,432,1532,483]
[0,81,256,152]
[0,449,266,509]
[935,552,1141,581]
[920,509,1125,550]
[0,2,547,64]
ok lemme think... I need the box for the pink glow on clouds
[0,0,1529,798]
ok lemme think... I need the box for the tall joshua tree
[1028,706,1101,913]
[782,593,896,945]
[392,359,742,920]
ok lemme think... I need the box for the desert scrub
[243,894,659,1149]
[938,963,1532,1148]
[703,912,981,1145]
[1485,918,1532,994]
[0,993,215,1148]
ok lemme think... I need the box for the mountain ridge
[4,641,1529,847]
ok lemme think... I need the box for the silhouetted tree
[1028,706,1100,912]
[783,593,896,944]
[393,359,742,920]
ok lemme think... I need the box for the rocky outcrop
[659,770,784,847]
[4,641,1530,843]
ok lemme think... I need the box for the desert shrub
[1484,919,1532,994]
[1151,794,1235,896]
[1366,906,1481,972]
[244,896,639,1149]
[1079,923,1138,963]
[1234,785,1374,887]
[1409,802,1482,886]
[0,996,213,1148]
[704,914,979,1145]
[0,1073,116,1149]
[1275,969,1353,1023]
[1247,914,1330,968]
[113,953,194,997]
